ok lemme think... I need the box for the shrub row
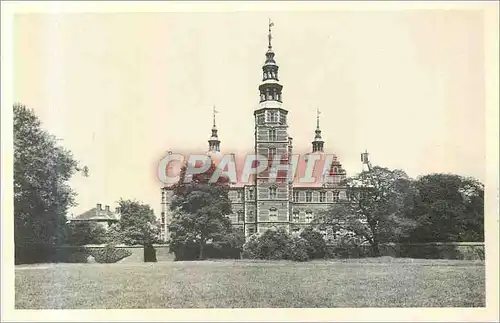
[242,228,328,262]
[89,244,132,263]
[15,243,132,264]
[170,243,241,261]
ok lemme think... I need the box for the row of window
[234,189,341,202]
[260,89,282,102]
[263,70,278,79]
[293,190,340,203]
[256,111,287,125]
[234,209,314,223]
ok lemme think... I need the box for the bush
[326,235,367,259]
[144,243,157,262]
[170,242,242,261]
[89,244,132,263]
[15,244,91,264]
[65,222,107,246]
[288,236,310,262]
[300,227,327,259]
[243,229,292,260]
[242,229,311,261]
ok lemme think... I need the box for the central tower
[253,20,291,234]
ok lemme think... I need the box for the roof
[71,207,119,222]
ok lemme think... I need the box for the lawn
[15,257,485,309]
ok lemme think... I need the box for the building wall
[161,184,347,241]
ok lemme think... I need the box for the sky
[13,10,486,217]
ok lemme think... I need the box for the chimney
[96,203,102,210]
[115,207,121,214]
[105,205,110,212]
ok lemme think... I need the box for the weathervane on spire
[316,108,321,129]
[268,18,274,48]
[212,105,218,127]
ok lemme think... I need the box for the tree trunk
[199,240,205,260]
[370,239,381,257]
[368,220,381,257]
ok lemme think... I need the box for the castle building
[160,22,348,241]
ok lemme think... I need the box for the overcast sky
[13,10,485,217]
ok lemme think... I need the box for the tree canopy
[108,199,161,245]
[315,166,418,256]
[406,173,484,242]
[14,103,82,263]
[168,161,234,259]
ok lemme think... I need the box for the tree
[14,103,82,263]
[406,174,484,242]
[168,161,233,260]
[65,221,107,245]
[112,199,161,245]
[315,166,418,256]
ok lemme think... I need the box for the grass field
[15,257,485,309]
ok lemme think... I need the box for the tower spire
[213,105,217,127]
[316,107,321,130]
[208,105,220,152]
[312,108,324,152]
[259,19,283,103]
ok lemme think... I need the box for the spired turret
[312,108,324,153]
[258,19,283,104]
[208,105,220,153]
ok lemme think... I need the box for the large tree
[14,103,83,263]
[109,199,161,245]
[406,174,484,242]
[315,166,418,256]
[168,161,233,259]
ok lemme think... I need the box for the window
[269,129,277,141]
[305,210,313,223]
[293,210,300,222]
[320,191,326,202]
[248,227,256,235]
[248,189,254,200]
[293,191,299,202]
[237,210,244,222]
[257,114,265,124]
[269,207,278,218]
[237,191,242,200]
[306,191,312,202]
[268,110,278,122]
[247,210,254,222]
[161,191,165,204]
[268,147,277,160]
[269,186,277,199]
[280,113,286,124]
[332,191,340,202]
[161,212,165,225]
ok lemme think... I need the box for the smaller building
[69,203,121,230]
